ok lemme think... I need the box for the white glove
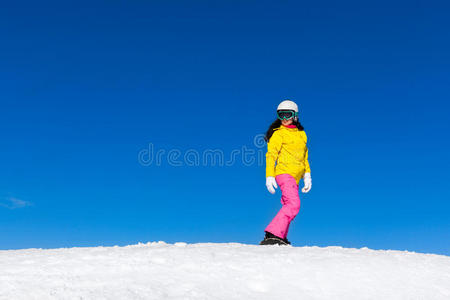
[302,173,312,193]
[266,176,278,194]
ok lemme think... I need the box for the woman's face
[281,118,294,126]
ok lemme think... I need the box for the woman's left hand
[302,173,312,193]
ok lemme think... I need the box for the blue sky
[1,0,449,254]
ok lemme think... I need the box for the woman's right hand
[266,176,278,194]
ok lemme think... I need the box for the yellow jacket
[266,125,311,184]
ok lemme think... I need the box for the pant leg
[264,174,301,239]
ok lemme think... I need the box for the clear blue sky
[1,0,449,255]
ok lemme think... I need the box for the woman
[260,100,312,245]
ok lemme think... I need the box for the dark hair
[264,119,304,142]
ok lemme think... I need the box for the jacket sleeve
[303,131,311,174]
[304,146,311,173]
[265,130,283,178]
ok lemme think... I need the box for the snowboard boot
[283,236,291,245]
[259,231,290,246]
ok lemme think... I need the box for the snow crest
[1,242,449,299]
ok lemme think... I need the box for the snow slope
[1,242,449,299]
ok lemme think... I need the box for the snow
[1,242,449,299]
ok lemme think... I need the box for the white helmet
[277,100,298,113]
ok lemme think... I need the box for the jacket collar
[282,124,297,129]
[274,124,298,132]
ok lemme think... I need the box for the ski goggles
[277,110,297,120]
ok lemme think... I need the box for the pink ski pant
[265,174,301,239]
